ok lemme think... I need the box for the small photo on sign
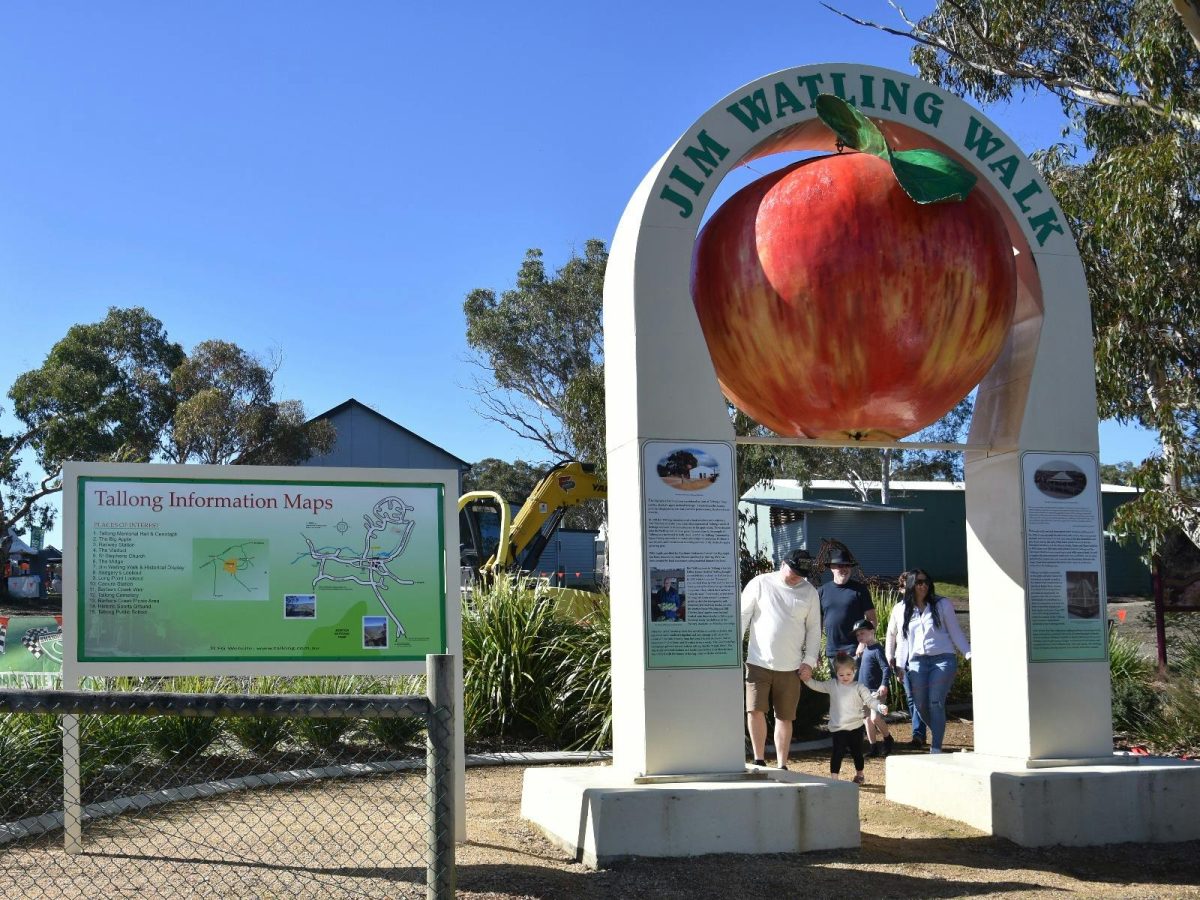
[655,447,721,493]
[649,567,687,622]
[1065,570,1100,619]
[284,594,316,619]
[1034,460,1087,499]
[362,616,389,649]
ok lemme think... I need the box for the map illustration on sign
[193,539,270,600]
[302,496,418,639]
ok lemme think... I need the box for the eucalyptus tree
[463,240,606,466]
[3,307,184,552]
[833,0,1200,554]
[165,340,334,466]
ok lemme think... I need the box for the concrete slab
[886,752,1200,846]
[521,764,859,868]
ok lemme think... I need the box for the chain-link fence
[0,656,455,899]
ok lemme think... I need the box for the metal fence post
[426,653,456,899]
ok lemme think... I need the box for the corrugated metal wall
[803,511,905,577]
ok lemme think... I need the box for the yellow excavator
[458,460,606,600]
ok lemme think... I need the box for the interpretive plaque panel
[1021,451,1108,662]
[641,440,740,669]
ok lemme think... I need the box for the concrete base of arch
[886,752,1200,846]
[521,765,859,867]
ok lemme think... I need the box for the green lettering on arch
[881,78,910,115]
[774,81,805,118]
[682,130,731,177]
[726,90,773,133]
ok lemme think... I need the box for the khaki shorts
[744,663,802,721]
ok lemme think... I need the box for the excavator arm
[458,460,606,578]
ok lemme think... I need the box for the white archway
[602,63,1107,778]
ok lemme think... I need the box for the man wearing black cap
[819,548,876,661]
[740,549,821,769]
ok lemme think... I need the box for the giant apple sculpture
[690,95,1017,440]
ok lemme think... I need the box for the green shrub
[1111,676,1161,736]
[550,599,612,750]
[227,715,291,757]
[462,575,567,744]
[147,715,223,761]
[289,675,361,753]
[80,713,150,782]
[225,677,292,756]
[144,676,226,761]
[0,713,62,813]
[947,657,972,704]
[359,675,427,752]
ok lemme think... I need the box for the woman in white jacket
[885,572,927,748]
[897,569,971,753]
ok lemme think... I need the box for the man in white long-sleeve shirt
[740,549,821,769]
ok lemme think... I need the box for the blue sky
[0,1,1159,545]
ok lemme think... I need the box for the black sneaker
[752,759,766,766]
[868,743,882,758]
[883,735,895,756]
[909,735,926,749]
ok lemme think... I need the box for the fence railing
[0,654,455,899]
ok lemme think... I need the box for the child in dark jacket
[854,618,893,757]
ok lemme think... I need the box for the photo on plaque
[654,447,721,493]
[648,567,687,622]
[1033,460,1088,500]
[1065,570,1101,619]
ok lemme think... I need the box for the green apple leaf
[814,93,977,204]
[814,94,888,157]
[888,148,979,204]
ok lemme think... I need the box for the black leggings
[830,726,865,775]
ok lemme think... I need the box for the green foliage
[460,576,614,749]
[461,575,567,743]
[463,240,606,472]
[225,677,292,757]
[3,306,184,537]
[947,657,973,705]
[167,340,335,466]
[462,458,548,503]
[0,713,61,812]
[871,0,1200,555]
[289,675,361,753]
[146,715,223,761]
[0,712,61,776]
[1109,627,1155,684]
[549,597,613,750]
[739,545,775,589]
[142,676,225,761]
[80,713,151,782]
[358,675,428,751]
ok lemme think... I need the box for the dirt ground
[456,719,1200,899]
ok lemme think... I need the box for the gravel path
[454,720,1200,899]
[5,720,1200,897]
